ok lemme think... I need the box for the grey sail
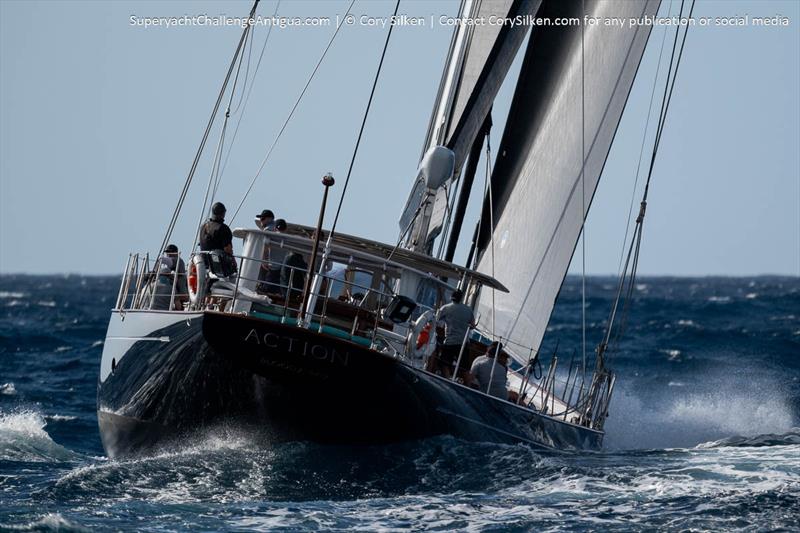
[442,0,540,173]
[401,0,540,253]
[475,0,660,359]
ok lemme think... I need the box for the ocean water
[1,274,798,532]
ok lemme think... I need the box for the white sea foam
[0,410,78,462]
[1,513,89,532]
[659,349,682,361]
[604,379,796,450]
[0,291,25,299]
[45,414,78,422]
[707,296,731,303]
[1,382,17,396]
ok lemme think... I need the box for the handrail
[115,254,132,310]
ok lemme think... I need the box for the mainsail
[475,0,660,357]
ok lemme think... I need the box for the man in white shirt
[427,289,475,379]
[469,341,510,399]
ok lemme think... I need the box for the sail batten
[475,0,661,359]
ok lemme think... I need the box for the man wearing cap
[200,202,236,276]
[255,209,275,231]
[151,244,188,310]
[469,341,510,399]
[427,289,476,379]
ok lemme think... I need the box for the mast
[398,0,475,256]
[398,0,540,257]
[444,113,491,263]
[422,0,476,155]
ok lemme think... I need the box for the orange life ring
[416,322,431,349]
[188,262,198,294]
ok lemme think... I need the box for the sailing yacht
[97,0,681,458]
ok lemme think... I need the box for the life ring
[188,254,208,307]
[409,309,436,360]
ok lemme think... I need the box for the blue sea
[1,275,798,531]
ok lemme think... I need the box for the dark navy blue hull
[97,311,602,458]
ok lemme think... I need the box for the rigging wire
[329,0,401,236]
[614,0,695,343]
[435,186,452,259]
[485,131,496,340]
[616,0,674,276]
[155,0,259,264]
[230,0,357,223]
[228,21,257,117]
[192,25,254,253]
[603,0,695,360]
[215,0,282,200]
[436,178,460,260]
[580,0,587,380]
[608,0,692,355]
[470,176,486,271]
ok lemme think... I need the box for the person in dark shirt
[200,202,233,252]
[151,244,188,310]
[199,202,236,276]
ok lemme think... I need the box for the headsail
[475,0,660,358]
[400,0,540,254]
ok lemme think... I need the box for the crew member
[255,209,276,231]
[263,219,289,294]
[427,289,475,379]
[469,341,510,399]
[199,202,236,276]
[151,244,187,310]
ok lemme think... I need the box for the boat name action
[243,328,351,367]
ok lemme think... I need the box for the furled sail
[475,0,660,358]
[401,0,540,253]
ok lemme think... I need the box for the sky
[0,0,798,276]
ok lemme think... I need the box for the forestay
[475,0,660,359]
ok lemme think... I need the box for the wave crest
[0,410,79,463]
[697,427,800,448]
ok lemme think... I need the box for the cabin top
[232,225,509,293]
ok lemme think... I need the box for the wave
[47,432,550,505]
[0,291,26,299]
[0,513,89,533]
[41,433,800,531]
[696,428,800,448]
[0,410,80,463]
